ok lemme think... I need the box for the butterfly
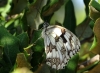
[42,22,80,70]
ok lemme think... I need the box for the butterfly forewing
[42,24,80,70]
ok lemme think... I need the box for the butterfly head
[43,22,50,28]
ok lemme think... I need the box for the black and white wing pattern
[42,24,80,70]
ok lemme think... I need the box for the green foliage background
[0,0,100,73]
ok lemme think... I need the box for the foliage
[0,0,100,73]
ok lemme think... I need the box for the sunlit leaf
[0,0,12,17]
[0,26,20,65]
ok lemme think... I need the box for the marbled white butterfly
[42,22,80,70]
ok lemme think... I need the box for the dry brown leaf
[16,53,32,69]
[91,18,100,54]
[89,6,100,21]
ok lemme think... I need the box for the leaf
[31,30,44,52]
[83,0,90,15]
[0,45,3,58]
[60,54,79,73]
[90,18,100,54]
[34,64,50,73]
[89,0,100,12]
[26,0,45,30]
[63,0,76,33]
[31,52,44,71]
[89,20,95,29]
[30,30,45,71]
[66,54,79,73]
[75,18,93,40]
[0,26,20,65]
[0,0,7,7]
[9,0,27,15]
[89,6,100,21]
[11,67,33,73]
[21,12,28,32]
[16,53,32,68]
[89,37,97,51]
[42,0,64,17]
[89,0,100,21]
[77,61,98,73]
[0,0,12,17]
[17,32,29,52]
[86,62,100,73]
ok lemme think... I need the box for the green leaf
[0,0,7,7]
[83,0,90,15]
[89,0,100,12]
[17,32,29,52]
[31,52,43,71]
[60,54,79,73]
[89,20,95,29]
[0,26,20,66]
[89,36,97,51]
[31,30,44,52]
[63,0,76,33]
[0,0,12,17]
[21,12,28,32]
[89,0,100,20]
[66,54,79,73]
[0,45,3,58]
[30,30,44,71]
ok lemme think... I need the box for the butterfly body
[42,24,80,70]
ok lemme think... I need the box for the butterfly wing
[42,25,80,70]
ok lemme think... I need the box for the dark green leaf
[83,0,90,15]
[31,52,44,71]
[9,0,27,15]
[89,20,95,29]
[31,30,44,52]
[60,54,79,73]
[0,26,20,66]
[30,30,45,71]
[17,32,29,52]
[63,0,76,33]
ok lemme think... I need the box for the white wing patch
[42,25,80,70]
